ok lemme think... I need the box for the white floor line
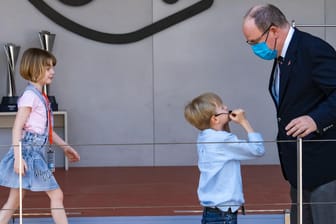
[10,214,284,224]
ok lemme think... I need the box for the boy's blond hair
[184,92,223,130]
[20,48,56,82]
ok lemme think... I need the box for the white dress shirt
[197,129,265,212]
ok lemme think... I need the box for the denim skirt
[0,132,59,191]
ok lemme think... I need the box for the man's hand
[285,115,317,138]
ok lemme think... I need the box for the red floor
[0,165,290,217]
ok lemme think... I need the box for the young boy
[184,92,265,224]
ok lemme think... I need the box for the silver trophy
[39,30,55,53]
[0,43,20,112]
[38,30,58,110]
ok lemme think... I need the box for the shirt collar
[281,26,295,58]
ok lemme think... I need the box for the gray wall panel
[0,0,334,167]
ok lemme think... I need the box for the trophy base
[0,96,58,112]
[0,96,19,112]
[48,96,58,111]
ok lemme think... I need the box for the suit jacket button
[277,117,281,122]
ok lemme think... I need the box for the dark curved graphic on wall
[58,0,93,7]
[28,0,214,44]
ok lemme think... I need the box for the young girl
[0,48,80,224]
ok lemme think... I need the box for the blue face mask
[251,41,277,60]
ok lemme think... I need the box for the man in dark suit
[242,4,336,224]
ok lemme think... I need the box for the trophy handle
[1,43,20,112]
[4,43,20,97]
[39,30,55,96]
[38,31,58,111]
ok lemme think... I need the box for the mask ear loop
[269,25,278,51]
[273,37,278,51]
[264,24,277,51]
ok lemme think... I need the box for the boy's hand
[229,109,247,124]
[229,109,254,133]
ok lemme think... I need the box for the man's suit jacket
[268,28,336,190]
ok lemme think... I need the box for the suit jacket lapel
[278,57,290,108]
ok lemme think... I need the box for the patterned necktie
[272,56,284,104]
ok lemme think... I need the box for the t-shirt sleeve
[18,90,39,108]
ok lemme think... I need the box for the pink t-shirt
[18,90,47,135]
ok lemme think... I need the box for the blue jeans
[201,207,238,224]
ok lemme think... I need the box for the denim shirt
[197,129,265,212]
